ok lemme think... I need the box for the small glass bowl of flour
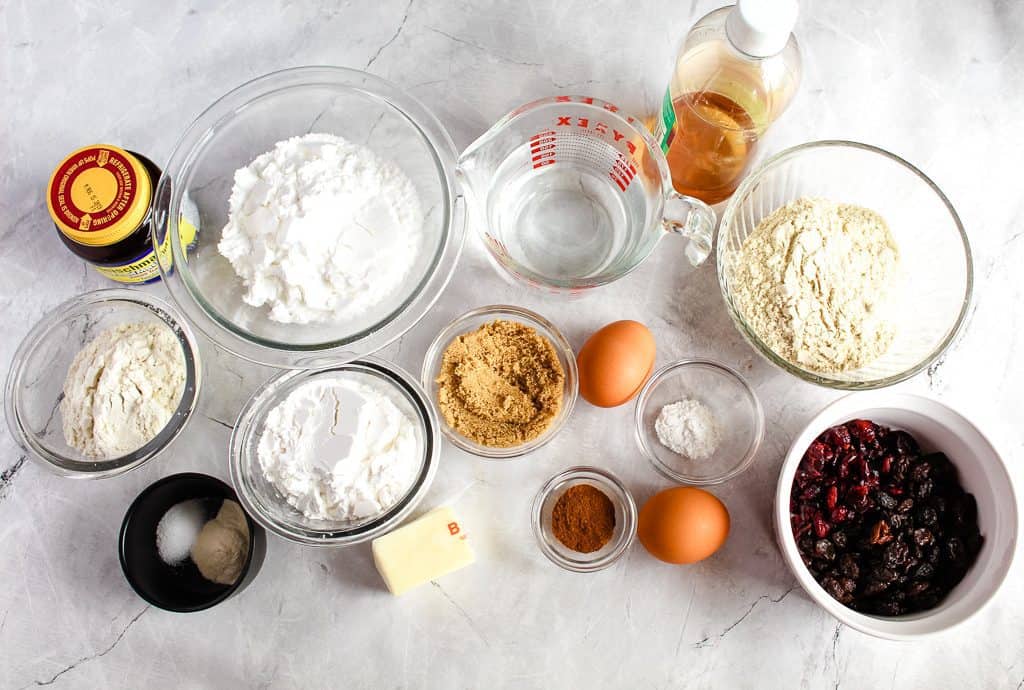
[229,358,440,546]
[5,289,202,478]
[633,359,764,485]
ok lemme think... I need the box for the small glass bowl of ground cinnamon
[421,305,578,459]
[532,466,637,572]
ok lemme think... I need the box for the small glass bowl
[532,466,637,572]
[4,289,202,479]
[634,359,764,485]
[229,357,439,546]
[420,305,578,459]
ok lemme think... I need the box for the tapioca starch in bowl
[217,133,425,325]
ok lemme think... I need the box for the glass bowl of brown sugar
[532,466,637,572]
[420,305,578,459]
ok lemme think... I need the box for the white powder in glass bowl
[217,133,424,325]
[654,398,722,460]
[257,377,420,521]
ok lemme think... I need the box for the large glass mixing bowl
[718,141,973,390]
[152,66,465,368]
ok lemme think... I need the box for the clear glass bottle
[656,0,802,205]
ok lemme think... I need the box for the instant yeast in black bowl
[119,472,265,612]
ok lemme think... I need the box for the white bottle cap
[726,0,799,57]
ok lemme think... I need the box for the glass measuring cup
[458,96,716,294]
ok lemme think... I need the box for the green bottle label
[659,89,676,153]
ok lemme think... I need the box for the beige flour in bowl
[61,322,186,459]
[729,197,900,374]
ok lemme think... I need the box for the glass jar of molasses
[46,144,196,284]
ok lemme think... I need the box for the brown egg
[637,487,730,564]
[576,320,656,407]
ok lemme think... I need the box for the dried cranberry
[830,506,851,524]
[825,425,852,449]
[849,419,878,444]
[880,455,893,474]
[814,515,832,538]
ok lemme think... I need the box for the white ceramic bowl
[774,392,1018,639]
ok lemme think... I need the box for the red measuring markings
[530,130,558,169]
[609,153,637,192]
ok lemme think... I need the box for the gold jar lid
[46,145,153,246]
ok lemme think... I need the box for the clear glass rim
[717,140,974,390]
[228,357,439,546]
[633,358,765,486]
[3,288,203,479]
[459,95,670,293]
[419,304,579,459]
[531,465,637,572]
[153,65,466,368]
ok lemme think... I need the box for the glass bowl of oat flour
[5,289,202,478]
[153,67,465,368]
[718,141,972,390]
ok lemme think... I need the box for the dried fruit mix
[790,419,983,616]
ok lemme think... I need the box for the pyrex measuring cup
[458,96,716,294]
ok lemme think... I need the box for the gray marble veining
[1,0,1022,688]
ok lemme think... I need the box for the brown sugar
[551,484,616,553]
[435,319,565,447]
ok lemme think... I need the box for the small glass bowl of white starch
[633,359,765,485]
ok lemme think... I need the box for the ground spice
[551,484,616,553]
[436,319,564,447]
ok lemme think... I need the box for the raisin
[910,462,932,482]
[913,479,934,499]
[905,580,930,597]
[916,506,938,527]
[912,528,935,546]
[814,539,837,561]
[913,562,935,579]
[883,541,910,569]
[877,492,897,510]
[838,553,860,579]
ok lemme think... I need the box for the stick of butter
[371,506,475,595]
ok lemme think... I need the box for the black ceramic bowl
[119,472,266,612]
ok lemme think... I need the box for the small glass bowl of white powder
[633,359,764,485]
[229,358,439,546]
[5,289,202,478]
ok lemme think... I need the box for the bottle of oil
[656,0,801,205]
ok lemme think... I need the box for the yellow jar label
[91,216,198,284]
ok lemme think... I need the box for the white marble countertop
[2,1,1022,687]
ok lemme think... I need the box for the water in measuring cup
[485,142,645,283]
